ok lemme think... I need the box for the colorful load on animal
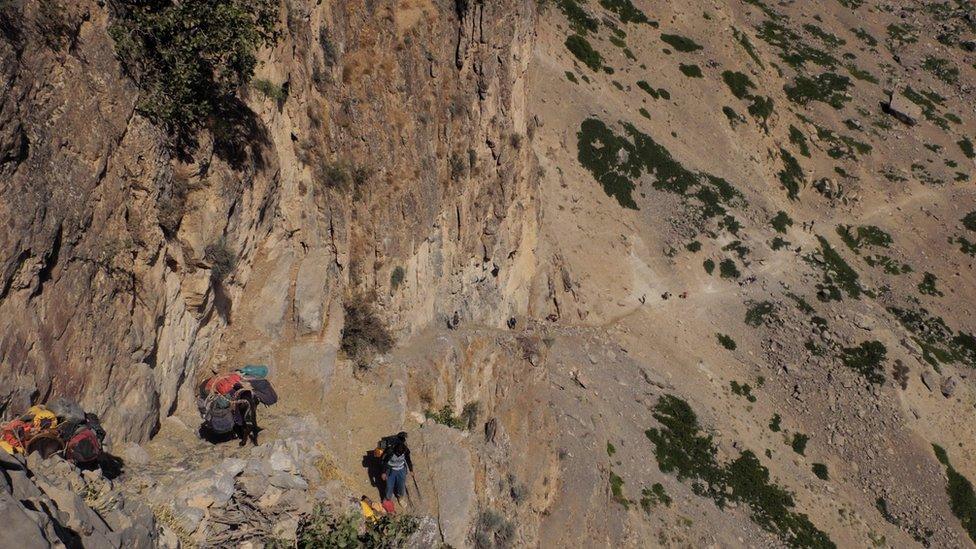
[197,365,278,438]
[0,402,105,465]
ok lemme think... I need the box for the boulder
[404,516,441,548]
[268,472,308,491]
[419,423,476,548]
[884,90,922,126]
[293,248,336,335]
[121,443,151,467]
[0,490,55,549]
[251,249,295,339]
[921,369,938,392]
[941,375,959,398]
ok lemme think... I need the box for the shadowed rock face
[0,0,539,443]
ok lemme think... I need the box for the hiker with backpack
[382,438,413,508]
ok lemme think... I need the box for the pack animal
[232,389,260,447]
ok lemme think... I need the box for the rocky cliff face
[0,0,539,443]
[6,0,976,547]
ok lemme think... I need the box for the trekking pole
[410,469,422,499]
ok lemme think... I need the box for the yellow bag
[24,405,58,431]
[361,499,377,521]
[0,439,20,455]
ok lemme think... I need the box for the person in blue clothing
[382,439,413,503]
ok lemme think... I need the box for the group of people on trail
[362,431,415,515]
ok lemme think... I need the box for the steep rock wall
[0,0,539,443]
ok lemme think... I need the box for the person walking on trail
[382,440,413,506]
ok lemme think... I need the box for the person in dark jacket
[382,440,413,502]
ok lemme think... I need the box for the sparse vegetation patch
[918,272,944,297]
[109,0,279,147]
[836,225,891,253]
[840,341,887,384]
[645,395,835,548]
[778,149,804,201]
[679,63,703,78]
[745,301,775,327]
[771,211,793,233]
[785,73,852,109]
[888,306,976,368]
[576,118,745,217]
[932,444,976,543]
[661,33,703,52]
[599,0,651,25]
[565,34,603,71]
[807,236,862,301]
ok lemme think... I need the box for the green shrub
[733,27,764,67]
[609,471,629,508]
[812,463,829,480]
[840,341,887,384]
[679,63,703,78]
[636,80,658,98]
[771,211,793,233]
[918,272,943,297]
[730,381,757,403]
[640,483,672,512]
[778,149,804,201]
[556,0,598,35]
[565,70,579,84]
[646,395,834,548]
[791,433,809,455]
[887,23,918,44]
[768,414,782,432]
[297,506,418,548]
[963,211,976,231]
[565,34,602,71]
[809,236,862,301]
[717,333,737,350]
[599,0,650,25]
[252,78,287,105]
[785,73,852,109]
[748,96,774,126]
[576,118,744,215]
[932,444,976,543]
[959,138,975,160]
[745,301,775,327]
[474,510,516,549]
[109,0,279,145]
[723,106,745,126]
[703,259,716,275]
[661,34,703,52]
[719,258,740,279]
[426,401,479,430]
[205,238,237,284]
[341,298,395,369]
[851,27,877,46]
[390,266,406,290]
[321,161,370,193]
[922,56,959,84]
[836,225,892,253]
[722,71,755,99]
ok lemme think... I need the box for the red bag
[1,419,29,451]
[204,373,242,395]
[65,428,101,464]
[382,499,396,514]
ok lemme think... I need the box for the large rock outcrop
[0,0,539,443]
